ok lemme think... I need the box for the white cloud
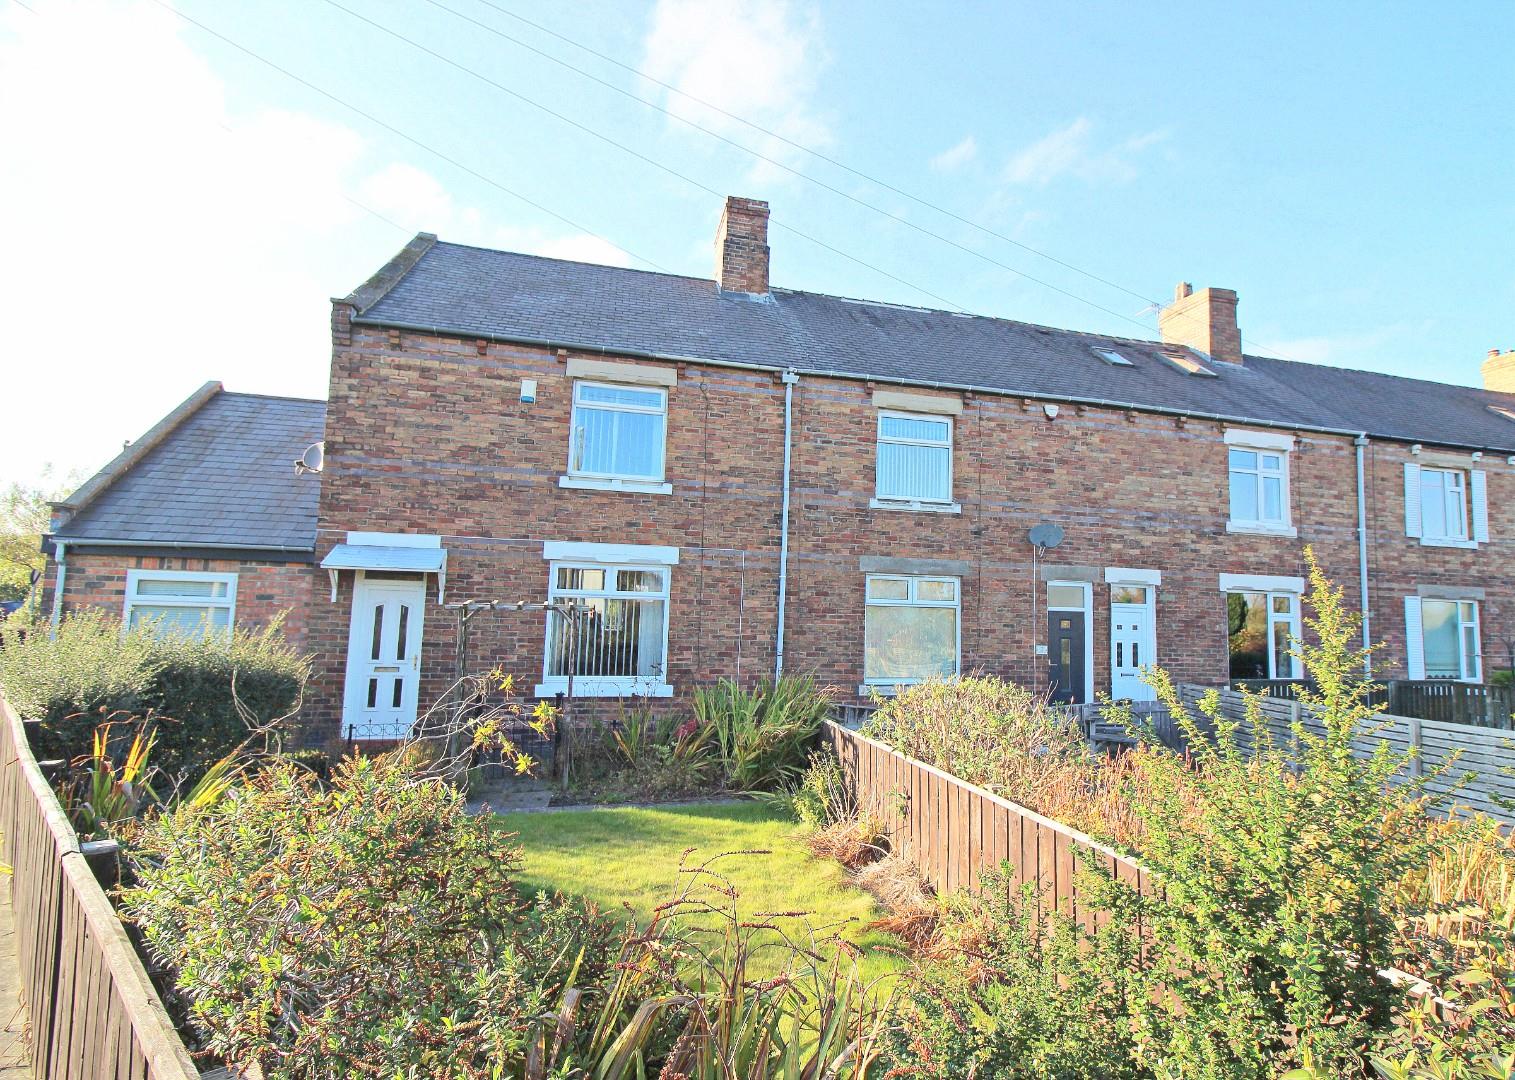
[640,0,831,184]
[929,135,978,173]
[1002,118,1166,186]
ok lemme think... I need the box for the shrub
[0,610,306,781]
[882,866,1144,1079]
[1102,548,1457,1076]
[121,752,617,1079]
[694,674,833,791]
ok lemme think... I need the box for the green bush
[883,866,1144,1079]
[121,753,618,1079]
[0,611,306,780]
[693,674,833,792]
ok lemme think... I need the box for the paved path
[0,871,30,1077]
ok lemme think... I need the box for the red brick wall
[42,553,318,653]
[300,312,1513,750]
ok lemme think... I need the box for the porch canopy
[320,534,448,602]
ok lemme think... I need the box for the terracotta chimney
[1482,347,1515,394]
[714,196,770,296]
[1159,282,1243,365]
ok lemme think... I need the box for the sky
[1,0,1511,493]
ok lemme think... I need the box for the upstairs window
[875,411,953,505]
[568,382,667,483]
[124,571,236,639]
[1420,467,1468,542]
[1228,448,1288,527]
[864,575,959,687]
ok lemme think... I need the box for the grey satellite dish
[1028,523,1064,550]
[295,442,325,475]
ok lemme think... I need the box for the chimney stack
[714,196,770,296]
[1482,347,1515,394]
[1159,282,1243,365]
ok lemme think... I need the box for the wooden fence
[825,722,1154,924]
[0,694,200,1080]
[1231,678,1515,729]
[1186,685,1515,820]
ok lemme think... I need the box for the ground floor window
[542,562,670,695]
[1420,598,1480,681]
[1226,590,1300,679]
[863,575,959,689]
[124,570,236,639]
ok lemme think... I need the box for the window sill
[1419,536,1478,549]
[869,498,962,515]
[1225,521,1298,538]
[559,475,673,495]
[534,679,674,699]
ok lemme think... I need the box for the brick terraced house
[43,196,1515,751]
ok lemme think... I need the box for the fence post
[1408,715,1423,777]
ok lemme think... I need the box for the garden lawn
[496,801,904,985]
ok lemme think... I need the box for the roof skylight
[1489,404,1515,423]
[1162,349,1218,377]
[1092,348,1133,367]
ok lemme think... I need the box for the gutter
[774,370,800,680]
[351,318,1514,454]
[46,537,314,554]
[1355,435,1372,673]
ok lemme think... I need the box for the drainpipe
[1355,434,1372,674]
[774,370,800,681]
[49,541,67,639]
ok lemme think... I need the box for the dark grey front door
[1047,611,1086,704]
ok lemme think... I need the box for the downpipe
[1355,434,1372,674]
[774,370,800,680]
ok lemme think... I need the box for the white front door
[1110,600,1155,701]
[343,573,427,739]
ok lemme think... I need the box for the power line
[417,0,1155,328]
[318,0,973,312]
[148,0,673,274]
[463,0,1166,311]
[382,0,1300,359]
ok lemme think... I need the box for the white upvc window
[123,570,237,640]
[1224,429,1294,535]
[873,411,954,508]
[862,575,959,691]
[538,560,672,698]
[567,381,668,485]
[1420,467,1469,542]
[1407,596,1481,682]
[1225,589,1301,680]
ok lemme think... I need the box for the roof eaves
[53,381,224,524]
[339,232,438,314]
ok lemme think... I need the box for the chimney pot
[714,195,770,296]
[1159,284,1243,365]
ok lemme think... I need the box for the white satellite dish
[294,442,325,475]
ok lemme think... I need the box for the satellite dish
[1028,523,1064,550]
[295,442,325,475]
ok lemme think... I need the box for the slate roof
[56,392,326,550]
[355,238,1515,452]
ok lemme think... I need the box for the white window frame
[1412,596,1481,683]
[1420,466,1470,544]
[123,569,237,639]
[860,574,961,694]
[870,409,960,513]
[535,554,674,699]
[1223,429,1295,537]
[562,380,672,494]
[1223,587,1301,680]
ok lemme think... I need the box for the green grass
[495,801,904,985]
